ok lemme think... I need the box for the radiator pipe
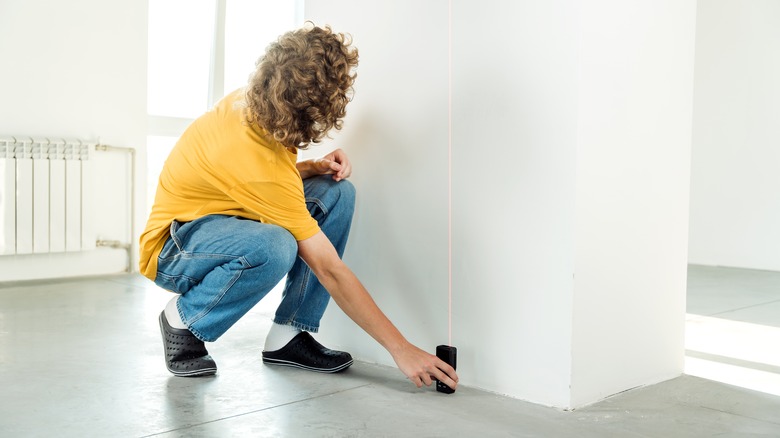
[95,144,136,273]
[96,240,131,250]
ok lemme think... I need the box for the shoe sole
[262,357,353,373]
[168,366,217,377]
[159,313,217,377]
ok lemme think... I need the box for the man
[139,23,458,390]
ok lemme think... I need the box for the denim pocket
[169,220,185,252]
[159,220,190,261]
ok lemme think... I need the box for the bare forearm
[296,160,316,180]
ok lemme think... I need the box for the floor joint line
[138,383,373,437]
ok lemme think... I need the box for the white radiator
[0,137,95,255]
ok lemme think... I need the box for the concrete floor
[1,266,779,437]
[685,265,780,397]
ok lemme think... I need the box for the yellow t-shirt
[138,89,320,280]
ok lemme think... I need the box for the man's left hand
[302,148,352,181]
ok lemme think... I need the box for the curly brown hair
[246,23,359,149]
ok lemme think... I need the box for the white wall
[0,0,147,281]
[451,0,579,406]
[306,0,579,407]
[304,0,453,373]
[308,0,695,409]
[570,0,696,406]
[688,0,780,272]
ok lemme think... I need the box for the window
[146,0,302,211]
[147,0,215,119]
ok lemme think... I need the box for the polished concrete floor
[1,266,779,437]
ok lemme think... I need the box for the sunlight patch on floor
[685,313,780,397]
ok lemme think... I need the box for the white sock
[264,323,301,352]
[164,296,188,329]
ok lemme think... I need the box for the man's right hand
[391,342,459,389]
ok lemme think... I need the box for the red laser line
[447,0,453,347]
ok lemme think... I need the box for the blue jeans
[154,176,355,342]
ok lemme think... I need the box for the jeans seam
[286,263,310,323]
[159,252,242,263]
[272,319,320,333]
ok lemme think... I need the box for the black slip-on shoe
[159,311,217,377]
[262,332,353,373]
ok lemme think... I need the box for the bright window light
[147,0,216,119]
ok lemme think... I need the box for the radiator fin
[0,138,92,255]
